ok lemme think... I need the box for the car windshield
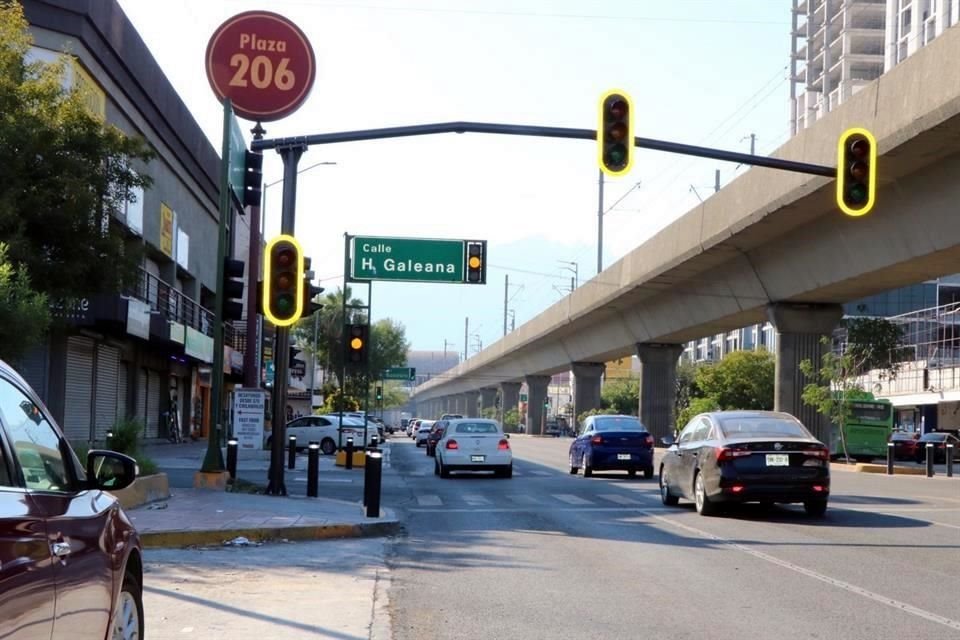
[593,416,645,432]
[718,416,811,439]
[454,422,500,434]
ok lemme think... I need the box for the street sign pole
[266,144,305,496]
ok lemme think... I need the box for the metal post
[226,438,238,480]
[307,442,319,497]
[267,144,305,496]
[886,442,894,475]
[309,309,319,412]
[365,451,383,517]
[345,436,354,470]
[464,317,469,361]
[370,434,379,450]
[338,233,350,451]
[105,430,114,450]
[926,443,935,477]
[947,444,955,478]
[243,123,265,388]
[597,168,604,275]
[714,169,720,193]
[503,274,508,337]
[288,435,296,470]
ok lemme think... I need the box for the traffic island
[109,472,170,509]
[830,461,931,475]
[193,470,230,490]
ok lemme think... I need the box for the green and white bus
[830,395,894,462]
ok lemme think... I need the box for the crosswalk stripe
[506,494,541,505]
[463,494,492,506]
[553,494,593,505]
[417,495,442,506]
[598,493,642,505]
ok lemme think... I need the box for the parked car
[435,418,512,478]
[889,431,920,460]
[569,414,654,478]
[913,431,960,463]
[269,415,376,454]
[0,359,144,640]
[659,411,830,517]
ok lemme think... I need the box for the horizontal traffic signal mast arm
[252,122,837,179]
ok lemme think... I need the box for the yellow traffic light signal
[836,127,877,217]
[465,241,486,284]
[346,324,369,365]
[598,90,634,176]
[263,234,305,327]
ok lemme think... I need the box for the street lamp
[596,173,642,274]
[558,260,579,291]
[262,161,338,231]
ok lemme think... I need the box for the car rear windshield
[593,416,645,432]
[890,433,916,441]
[919,433,948,441]
[718,416,811,439]
[455,422,500,434]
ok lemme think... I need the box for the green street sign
[227,109,247,205]
[351,236,484,284]
[383,367,416,381]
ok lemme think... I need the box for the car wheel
[582,454,593,478]
[111,570,144,640]
[659,467,679,506]
[804,498,828,517]
[569,454,579,474]
[694,472,718,516]
[627,469,637,478]
[643,467,654,480]
[434,457,440,476]
[502,464,513,479]
[320,438,336,456]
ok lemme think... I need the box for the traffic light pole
[252,122,837,179]
[266,144,305,496]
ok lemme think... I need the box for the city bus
[829,396,894,462]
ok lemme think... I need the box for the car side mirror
[86,449,138,491]
[660,435,676,447]
[504,433,510,439]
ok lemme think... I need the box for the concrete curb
[140,518,402,549]
[109,473,170,509]
[830,462,929,475]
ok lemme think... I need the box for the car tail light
[802,446,830,460]
[812,485,825,492]
[498,439,510,450]
[446,439,459,450]
[731,485,744,493]
[716,446,752,462]
[643,435,654,447]
[591,435,604,445]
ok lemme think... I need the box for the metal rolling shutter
[146,370,162,438]
[18,345,48,402]
[63,336,94,443]
[137,369,148,434]
[94,344,120,441]
[117,361,128,421]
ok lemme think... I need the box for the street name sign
[351,236,485,283]
[383,367,416,381]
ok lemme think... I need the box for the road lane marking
[463,494,492,506]
[407,506,674,513]
[506,494,541,505]
[416,495,442,506]
[552,494,593,505]
[642,510,960,632]
[599,494,643,505]
[529,470,552,476]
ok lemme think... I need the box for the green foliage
[320,389,360,414]
[480,407,497,419]
[674,361,700,422]
[577,406,617,427]
[601,377,638,415]
[0,4,153,299]
[695,350,775,412]
[675,396,721,430]
[0,242,49,361]
[843,317,905,378]
[502,408,520,429]
[100,417,157,477]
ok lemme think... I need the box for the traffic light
[375,386,383,401]
[598,90,634,176]
[345,324,369,366]
[243,150,263,208]
[263,234,304,327]
[222,258,245,321]
[836,127,877,217]
[465,241,486,284]
[301,256,324,318]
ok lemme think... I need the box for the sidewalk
[133,441,400,548]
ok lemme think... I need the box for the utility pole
[464,317,469,361]
[742,133,756,155]
[509,310,516,332]
[596,168,604,275]
[308,307,319,410]
[503,274,509,336]
[714,169,721,193]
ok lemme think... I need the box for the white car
[275,415,376,454]
[435,418,512,478]
[415,420,435,446]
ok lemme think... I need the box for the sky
[116,0,793,358]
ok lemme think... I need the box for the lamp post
[262,161,338,231]
[596,176,642,274]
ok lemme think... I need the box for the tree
[675,360,700,424]
[675,396,721,431]
[368,318,411,380]
[0,3,153,300]
[0,243,49,361]
[601,377,638,415]
[502,408,520,431]
[695,350,775,412]
[800,317,903,462]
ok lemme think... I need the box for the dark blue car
[568,415,655,478]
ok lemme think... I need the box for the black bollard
[105,430,114,451]
[886,442,894,476]
[226,439,238,480]
[288,435,297,470]
[947,444,955,478]
[345,437,354,470]
[307,442,320,498]
[365,450,383,517]
[926,443,935,478]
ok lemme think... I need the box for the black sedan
[659,411,830,517]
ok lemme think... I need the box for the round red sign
[205,11,316,122]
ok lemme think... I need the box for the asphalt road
[379,435,960,640]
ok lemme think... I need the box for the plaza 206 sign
[205,11,316,121]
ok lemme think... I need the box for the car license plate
[617,453,631,460]
[766,454,789,466]
[471,455,485,463]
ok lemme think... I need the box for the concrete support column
[464,390,480,418]
[572,362,605,427]
[525,375,551,435]
[479,388,497,417]
[767,303,843,443]
[453,395,466,416]
[442,396,453,415]
[499,382,521,430]
[636,343,684,440]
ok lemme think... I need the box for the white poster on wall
[233,387,266,451]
